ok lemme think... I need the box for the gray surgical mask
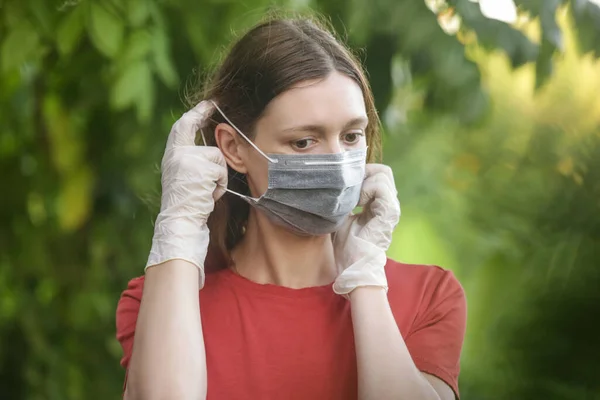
[207,101,367,236]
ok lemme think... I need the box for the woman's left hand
[332,164,401,297]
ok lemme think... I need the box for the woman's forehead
[260,72,367,131]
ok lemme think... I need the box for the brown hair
[188,15,382,271]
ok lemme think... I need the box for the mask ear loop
[209,100,278,164]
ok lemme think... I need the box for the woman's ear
[214,123,248,174]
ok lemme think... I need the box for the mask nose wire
[209,100,278,164]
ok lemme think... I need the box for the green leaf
[346,0,375,45]
[55,166,94,232]
[136,66,154,123]
[111,30,152,76]
[152,28,178,88]
[110,59,154,122]
[56,6,84,56]
[570,0,600,57]
[451,0,539,68]
[128,0,151,27]
[124,30,152,62]
[539,0,563,50]
[87,2,124,58]
[26,0,54,38]
[111,60,147,110]
[1,21,40,72]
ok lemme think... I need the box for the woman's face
[219,71,368,198]
[250,71,369,197]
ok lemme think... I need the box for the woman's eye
[343,132,364,144]
[292,138,315,149]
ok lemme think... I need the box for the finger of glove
[202,147,228,201]
[355,178,398,250]
[358,166,401,241]
[162,147,228,196]
[359,175,400,226]
[166,101,215,149]
[358,166,397,212]
[362,164,396,196]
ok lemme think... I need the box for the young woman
[116,17,466,400]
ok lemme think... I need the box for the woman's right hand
[145,100,227,287]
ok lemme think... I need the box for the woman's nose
[323,139,344,154]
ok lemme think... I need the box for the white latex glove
[145,101,227,288]
[332,164,401,297]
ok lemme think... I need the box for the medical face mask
[207,101,367,236]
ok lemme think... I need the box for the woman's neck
[230,211,337,289]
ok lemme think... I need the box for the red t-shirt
[116,259,466,399]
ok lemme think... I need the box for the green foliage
[1,0,599,399]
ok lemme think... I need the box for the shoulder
[116,276,145,323]
[118,275,145,303]
[115,276,145,368]
[384,259,466,324]
[385,258,464,297]
[385,258,463,292]
[385,258,464,290]
[115,276,145,338]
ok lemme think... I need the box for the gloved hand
[146,101,227,288]
[332,164,401,297]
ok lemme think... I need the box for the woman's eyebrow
[280,116,369,135]
[280,124,327,135]
[342,116,369,130]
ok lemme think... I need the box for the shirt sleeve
[115,276,145,389]
[404,267,467,399]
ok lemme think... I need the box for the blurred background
[1,0,600,399]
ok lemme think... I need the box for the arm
[122,101,227,400]
[350,287,454,400]
[125,261,205,400]
[333,165,462,399]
